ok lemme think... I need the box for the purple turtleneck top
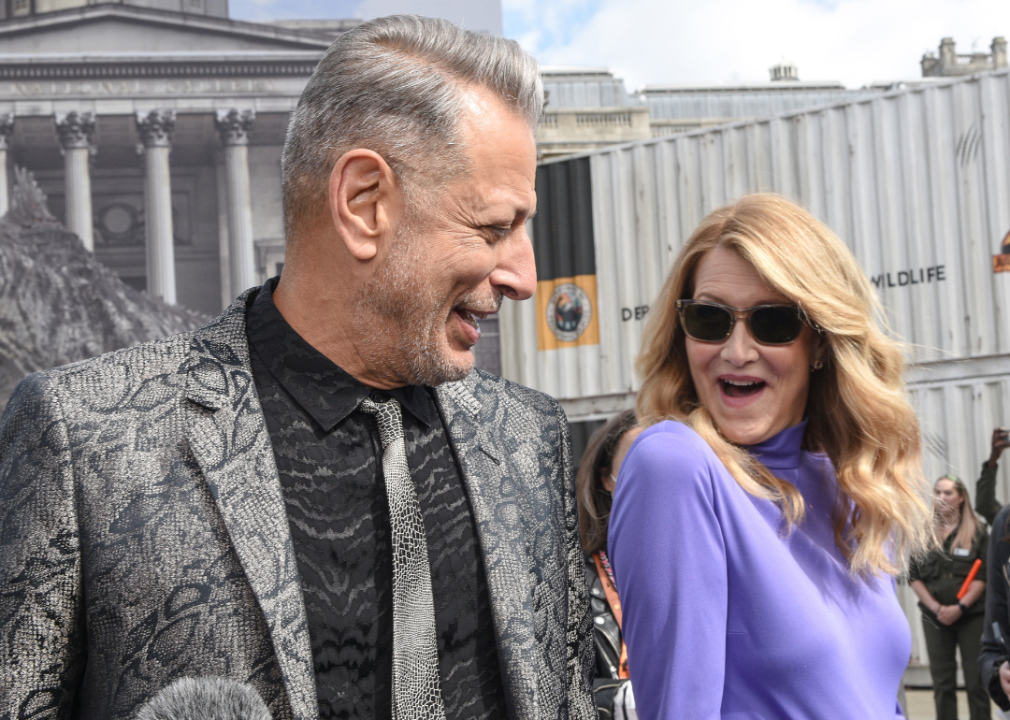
[609,420,908,719]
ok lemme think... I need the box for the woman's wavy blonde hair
[636,194,932,577]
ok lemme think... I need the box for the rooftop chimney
[769,62,799,82]
[994,37,1008,69]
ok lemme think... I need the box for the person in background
[980,498,1010,713]
[576,409,642,720]
[976,428,1010,525]
[609,193,932,720]
[910,475,989,720]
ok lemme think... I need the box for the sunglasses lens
[749,306,804,344]
[681,303,733,341]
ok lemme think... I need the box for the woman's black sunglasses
[675,300,807,345]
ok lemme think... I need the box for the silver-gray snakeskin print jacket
[0,293,596,720]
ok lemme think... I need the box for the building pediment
[0,4,335,55]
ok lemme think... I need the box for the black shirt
[245,280,507,720]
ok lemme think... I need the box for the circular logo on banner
[546,283,592,342]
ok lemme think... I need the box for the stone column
[0,114,13,218]
[136,109,177,305]
[215,109,257,296]
[55,111,96,251]
[215,153,232,309]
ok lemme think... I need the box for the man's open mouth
[455,308,491,334]
[719,378,766,398]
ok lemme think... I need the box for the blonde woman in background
[609,194,932,720]
[910,475,989,720]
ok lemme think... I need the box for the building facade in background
[0,6,1004,391]
[536,67,651,160]
[0,0,513,374]
[922,36,1008,77]
[0,1,345,320]
[326,0,501,35]
[0,0,229,19]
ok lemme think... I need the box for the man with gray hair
[0,14,595,720]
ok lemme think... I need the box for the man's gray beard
[354,224,501,387]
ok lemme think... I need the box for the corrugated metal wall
[501,67,1010,671]
[503,68,1010,402]
[910,367,1010,484]
[903,368,1010,664]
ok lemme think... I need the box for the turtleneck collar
[744,419,808,470]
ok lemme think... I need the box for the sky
[231,0,1010,91]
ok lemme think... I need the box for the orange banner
[535,274,600,351]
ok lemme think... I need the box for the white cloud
[506,0,1010,90]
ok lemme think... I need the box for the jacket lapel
[181,296,318,720]
[437,378,539,720]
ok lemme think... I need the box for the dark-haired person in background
[576,409,641,719]
[910,475,989,720]
[975,428,1010,525]
[979,430,1010,713]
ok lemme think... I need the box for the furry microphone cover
[135,677,271,720]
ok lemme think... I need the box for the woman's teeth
[720,379,766,397]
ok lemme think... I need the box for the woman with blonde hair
[909,475,988,720]
[609,194,931,719]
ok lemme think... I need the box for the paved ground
[904,689,1006,719]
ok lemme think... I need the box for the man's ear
[328,149,402,261]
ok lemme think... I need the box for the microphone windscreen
[135,677,271,720]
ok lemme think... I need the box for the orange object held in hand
[957,559,983,600]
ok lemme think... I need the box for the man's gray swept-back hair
[282,14,543,241]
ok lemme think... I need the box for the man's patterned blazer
[0,291,597,720]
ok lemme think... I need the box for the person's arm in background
[910,580,942,616]
[976,428,1009,526]
[980,506,1010,710]
[907,553,944,620]
[937,580,987,626]
[610,427,727,720]
[908,570,984,627]
[961,580,987,608]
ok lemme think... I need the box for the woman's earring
[811,359,824,371]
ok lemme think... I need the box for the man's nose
[720,319,759,366]
[489,226,537,301]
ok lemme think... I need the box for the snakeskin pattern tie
[360,397,447,720]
